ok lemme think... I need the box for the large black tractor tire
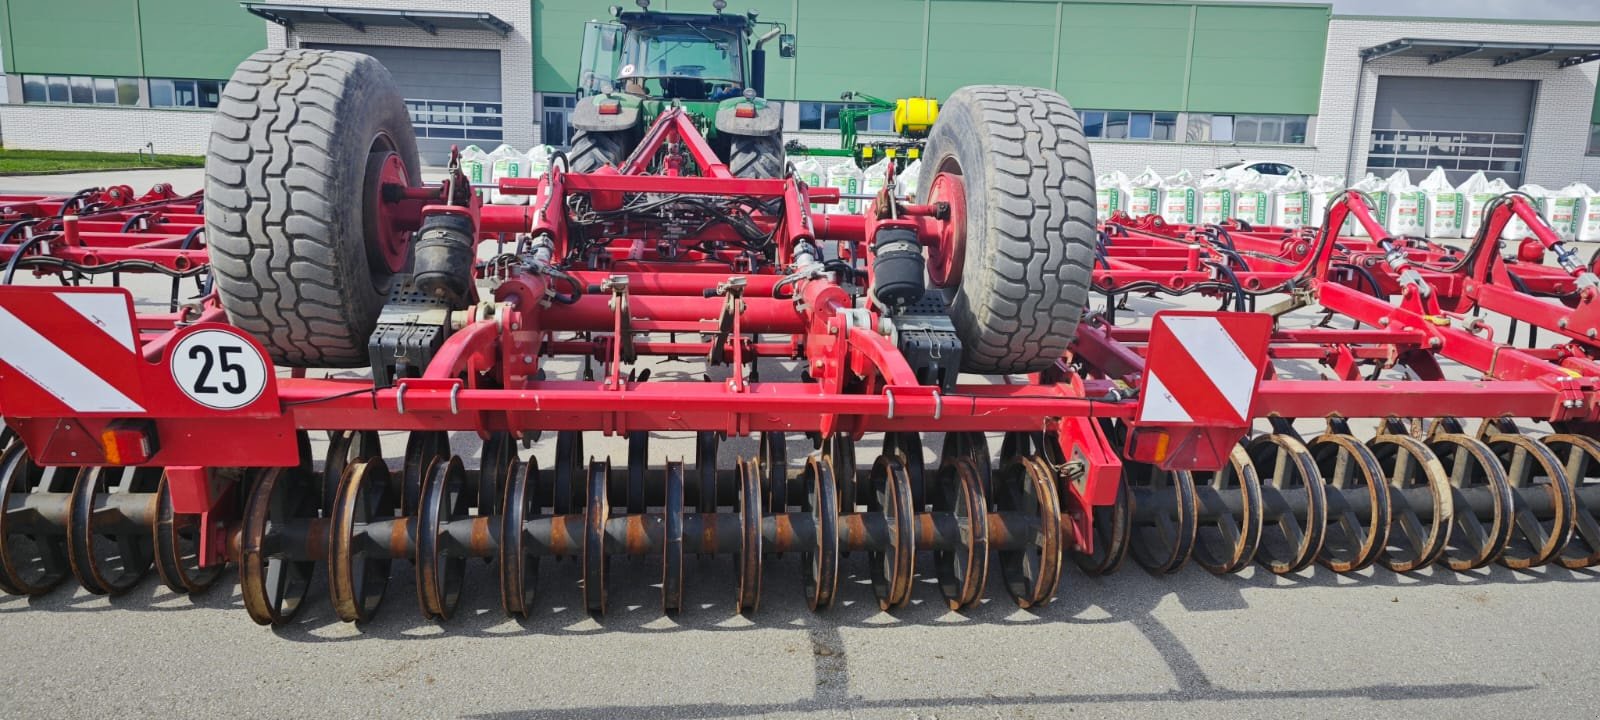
[917,85,1096,374]
[568,129,634,173]
[729,133,784,179]
[205,49,421,367]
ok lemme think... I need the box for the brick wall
[0,104,213,154]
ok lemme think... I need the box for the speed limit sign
[169,329,269,410]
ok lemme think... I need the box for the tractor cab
[578,4,793,101]
[570,3,794,176]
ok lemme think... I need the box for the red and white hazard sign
[0,288,146,414]
[1136,311,1272,427]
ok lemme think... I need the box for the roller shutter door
[1366,76,1535,186]
[308,44,502,165]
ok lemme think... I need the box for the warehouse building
[0,1,1596,187]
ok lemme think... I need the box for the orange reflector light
[598,101,621,115]
[1127,427,1171,464]
[734,103,756,118]
[100,420,157,466]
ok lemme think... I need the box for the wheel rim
[867,455,916,610]
[0,445,73,596]
[240,466,319,626]
[800,456,839,612]
[329,459,396,623]
[934,457,989,609]
[995,456,1063,608]
[67,466,158,595]
[924,167,967,288]
[153,473,225,594]
[363,136,413,280]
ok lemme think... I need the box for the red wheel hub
[366,150,413,274]
[925,170,967,288]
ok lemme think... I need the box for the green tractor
[571,1,794,177]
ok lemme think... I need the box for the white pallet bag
[1126,167,1162,218]
[1575,183,1600,242]
[1539,184,1583,241]
[1158,170,1198,225]
[1503,184,1550,241]
[1382,170,1426,238]
[459,144,490,201]
[1343,174,1388,237]
[487,144,527,205]
[1307,174,1345,230]
[1096,170,1129,222]
[1230,170,1271,226]
[793,157,826,214]
[1461,173,1509,238]
[827,161,865,215]
[1271,170,1312,228]
[1197,172,1233,226]
[1417,167,1462,239]
[898,158,923,199]
[861,157,893,210]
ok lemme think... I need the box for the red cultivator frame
[1,49,1598,626]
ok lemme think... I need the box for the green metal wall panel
[139,0,264,79]
[3,0,141,76]
[532,1,795,97]
[1185,4,1328,115]
[925,1,1055,99]
[1592,79,1600,124]
[794,0,923,100]
[1057,3,1189,111]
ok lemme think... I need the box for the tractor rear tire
[918,85,1096,374]
[729,134,784,179]
[205,49,421,368]
[568,129,633,173]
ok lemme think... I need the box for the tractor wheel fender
[571,95,643,133]
[715,99,782,137]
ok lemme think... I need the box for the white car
[1206,160,1299,181]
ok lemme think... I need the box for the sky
[1247,0,1600,20]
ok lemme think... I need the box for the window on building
[1590,124,1600,156]
[406,99,503,142]
[542,94,577,148]
[1189,113,1309,145]
[793,101,896,133]
[149,79,223,109]
[20,74,139,106]
[1078,110,1177,141]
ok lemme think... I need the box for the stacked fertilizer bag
[1159,170,1199,225]
[1501,183,1551,241]
[1230,170,1271,226]
[486,144,528,205]
[1381,170,1427,238]
[1271,170,1313,228]
[1575,183,1600,242]
[827,161,865,215]
[861,157,893,208]
[1307,173,1345,229]
[1198,172,1234,225]
[792,157,826,214]
[1096,170,1129,222]
[460,145,491,202]
[1418,167,1463,239]
[1535,184,1583,241]
[1125,168,1162,218]
[899,158,923,199]
[1342,173,1388,237]
[1458,171,1510,238]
